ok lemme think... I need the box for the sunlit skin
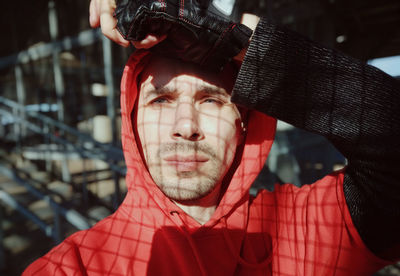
[136,56,243,224]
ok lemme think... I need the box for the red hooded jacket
[23,51,389,275]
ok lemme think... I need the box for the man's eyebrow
[199,86,230,97]
[144,86,175,99]
[143,85,229,99]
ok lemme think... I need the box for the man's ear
[237,107,248,145]
[238,122,247,145]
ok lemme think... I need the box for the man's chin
[156,178,217,202]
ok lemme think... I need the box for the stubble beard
[148,142,224,201]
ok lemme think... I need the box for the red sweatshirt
[23,51,390,275]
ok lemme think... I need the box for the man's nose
[171,101,204,141]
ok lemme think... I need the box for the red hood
[119,50,276,230]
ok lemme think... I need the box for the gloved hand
[90,0,130,47]
[114,0,253,71]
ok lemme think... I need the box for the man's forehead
[139,54,238,94]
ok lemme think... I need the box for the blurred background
[0,0,399,275]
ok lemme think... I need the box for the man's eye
[202,98,223,105]
[150,97,169,104]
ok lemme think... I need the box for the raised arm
[232,18,400,260]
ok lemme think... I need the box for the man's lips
[163,155,209,171]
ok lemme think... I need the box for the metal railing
[0,164,91,243]
[0,96,126,269]
[0,96,125,174]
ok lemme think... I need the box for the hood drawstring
[221,216,273,269]
[170,211,208,276]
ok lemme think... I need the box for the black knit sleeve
[232,18,400,260]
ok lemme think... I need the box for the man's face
[136,56,242,202]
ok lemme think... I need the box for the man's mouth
[163,155,209,171]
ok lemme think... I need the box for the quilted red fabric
[23,51,390,275]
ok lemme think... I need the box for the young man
[24,0,400,275]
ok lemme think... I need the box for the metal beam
[0,96,125,173]
[0,165,92,231]
[0,29,101,70]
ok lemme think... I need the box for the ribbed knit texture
[232,18,400,259]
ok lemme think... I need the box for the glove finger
[132,34,167,49]
[99,0,129,46]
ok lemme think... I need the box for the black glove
[114,0,252,71]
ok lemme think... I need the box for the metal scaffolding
[0,1,125,270]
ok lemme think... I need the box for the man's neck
[173,185,221,225]
[174,202,217,225]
